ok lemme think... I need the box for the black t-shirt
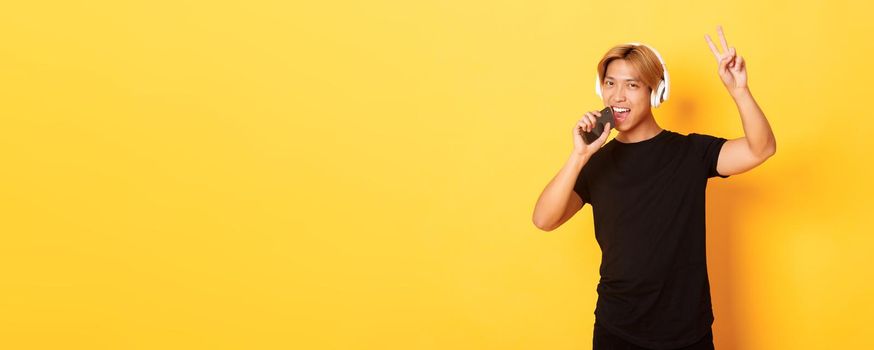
[574,129,729,350]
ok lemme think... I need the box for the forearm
[532,153,588,230]
[730,87,776,156]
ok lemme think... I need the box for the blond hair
[597,44,665,94]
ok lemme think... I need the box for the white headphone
[595,42,671,108]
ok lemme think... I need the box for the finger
[733,55,745,71]
[704,34,721,60]
[577,121,586,134]
[726,50,735,68]
[581,117,591,131]
[719,54,732,74]
[717,25,729,53]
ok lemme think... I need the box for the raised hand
[705,25,747,92]
[573,110,611,158]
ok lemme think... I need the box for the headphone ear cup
[652,80,665,108]
[661,71,670,102]
[650,83,658,107]
[595,76,602,98]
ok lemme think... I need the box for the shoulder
[685,132,727,143]
[684,132,728,151]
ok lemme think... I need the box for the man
[532,26,776,350]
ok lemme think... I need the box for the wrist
[569,152,590,167]
[729,86,751,99]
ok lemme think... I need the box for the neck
[615,111,663,143]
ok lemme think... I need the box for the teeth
[613,107,630,113]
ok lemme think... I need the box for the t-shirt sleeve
[689,133,730,179]
[573,167,591,205]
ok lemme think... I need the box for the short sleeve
[573,167,591,204]
[688,133,730,179]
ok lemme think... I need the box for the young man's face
[601,59,654,133]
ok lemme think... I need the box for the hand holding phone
[580,107,615,144]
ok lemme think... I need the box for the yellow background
[1,0,872,349]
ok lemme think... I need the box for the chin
[618,114,640,131]
[615,120,632,132]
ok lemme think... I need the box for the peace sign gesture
[705,25,747,92]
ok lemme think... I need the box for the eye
[606,81,614,86]
[629,83,638,88]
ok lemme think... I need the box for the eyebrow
[605,75,639,82]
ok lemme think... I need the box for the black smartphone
[580,106,615,144]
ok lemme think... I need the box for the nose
[607,84,625,102]
[610,86,627,103]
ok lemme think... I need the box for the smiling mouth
[612,106,630,122]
